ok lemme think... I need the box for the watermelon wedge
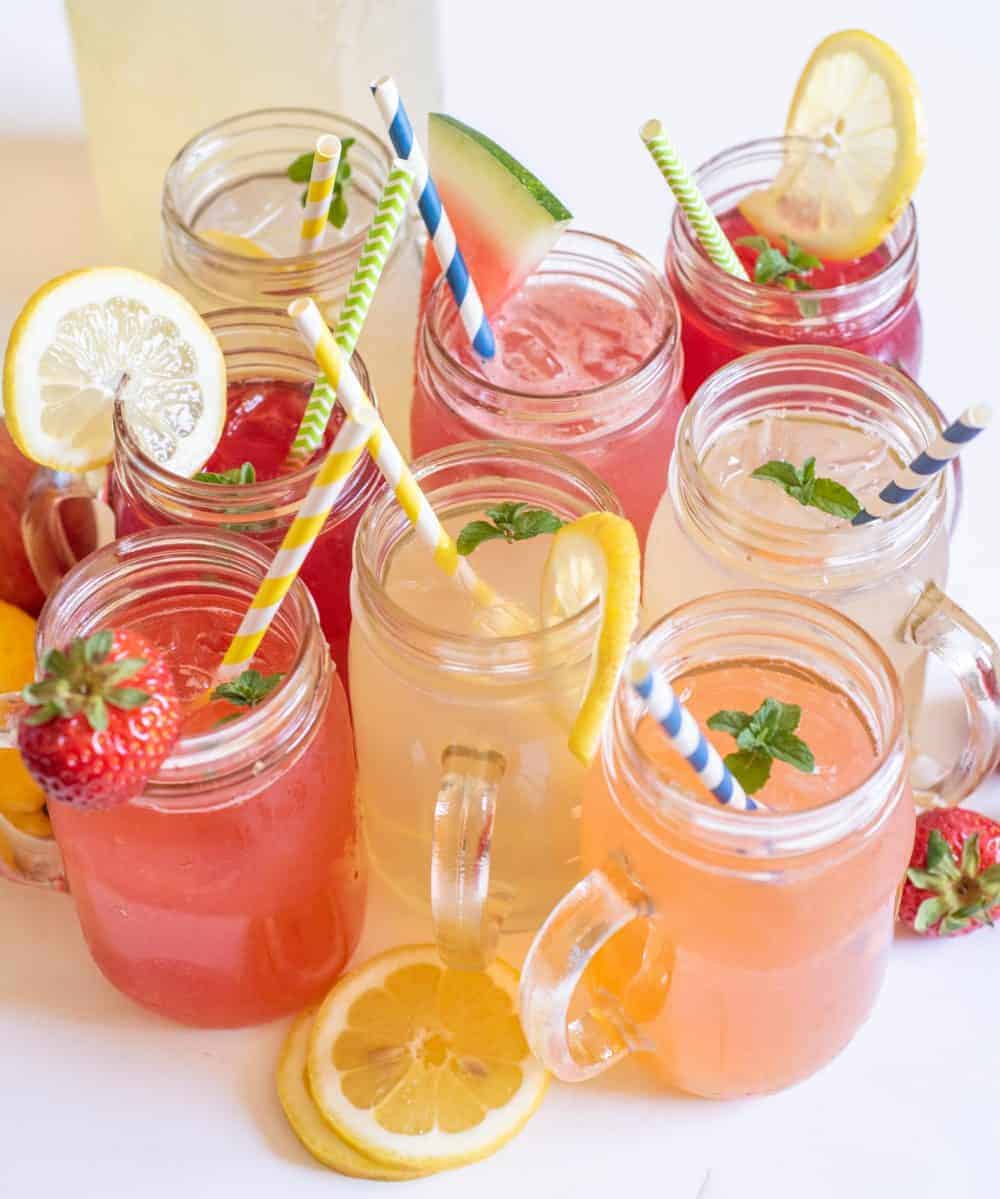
[422,114,573,317]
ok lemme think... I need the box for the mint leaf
[769,730,815,773]
[737,233,823,291]
[751,460,801,490]
[752,457,861,523]
[785,239,822,272]
[457,503,564,557]
[196,462,257,485]
[456,521,506,556]
[706,709,753,737]
[213,669,284,710]
[735,235,771,254]
[290,137,355,230]
[287,152,314,184]
[753,246,791,285]
[724,749,772,795]
[810,478,862,520]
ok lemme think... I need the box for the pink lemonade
[110,310,382,685]
[43,530,364,1028]
[665,139,922,398]
[411,231,685,544]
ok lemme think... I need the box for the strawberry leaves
[23,630,151,730]
[907,830,1000,935]
[457,502,565,556]
[752,457,862,521]
[707,698,815,796]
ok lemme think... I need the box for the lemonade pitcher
[520,591,914,1096]
[644,347,1000,807]
[0,529,364,1027]
[349,441,622,969]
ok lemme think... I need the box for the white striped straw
[298,134,342,255]
[218,407,375,681]
[853,405,992,525]
[370,75,495,358]
[288,298,498,610]
[628,657,762,812]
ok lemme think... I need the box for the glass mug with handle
[519,590,914,1097]
[349,440,622,970]
[643,346,1000,808]
[0,528,364,1028]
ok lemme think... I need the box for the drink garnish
[752,457,861,520]
[457,502,565,556]
[707,698,815,795]
[195,462,256,485]
[736,235,821,291]
[212,668,283,724]
[899,811,1000,936]
[288,139,355,230]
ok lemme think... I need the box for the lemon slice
[198,229,272,258]
[308,945,548,1172]
[4,268,226,474]
[740,29,926,260]
[541,513,640,764]
[277,1010,429,1180]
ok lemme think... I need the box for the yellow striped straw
[639,119,748,281]
[218,406,376,680]
[288,297,498,610]
[298,134,342,255]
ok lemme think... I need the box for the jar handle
[431,744,506,971]
[904,582,1000,808]
[0,692,66,890]
[21,467,115,595]
[519,855,655,1083]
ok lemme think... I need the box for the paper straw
[219,408,376,679]
[852,405,992,525]
[286,157,415,466]
[628,657,762,812]
[370,75,495,359]
[298,134,342,255]
[289,298,497,609]
[639,120,748,281]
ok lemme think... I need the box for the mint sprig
[195,462,257,485]
[457,502,565,557]
[212,669,284,725]
[288,137,355,230]
[737,234,822,292]
[707,698,815,796]
[751,457,861,521]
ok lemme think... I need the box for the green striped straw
[286,157,416,465]
[639,119,748,281]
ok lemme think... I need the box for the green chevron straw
[640,119,748,281]
[286,157,416,465]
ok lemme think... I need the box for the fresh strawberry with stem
[898,809,1000,936]
[18,629,181,810]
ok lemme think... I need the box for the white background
[1,2,999,1196]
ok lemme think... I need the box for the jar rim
[608,589,907,857]
[422,229,681,417]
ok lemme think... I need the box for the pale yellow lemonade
[645,410,949,720]
[350,510,591,931]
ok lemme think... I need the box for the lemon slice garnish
[308,945,548,1172]
[3,268,226,474]
[541,513,640,764]
[277,1009,429,1180]
[198,229,272,258]
[740,29,927,260]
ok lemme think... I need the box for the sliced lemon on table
[0,601,47,821]
[541,513,640,764]
[198,229,272,258]
[308,945,548,1173]
[740,29,926,260]
[277,1010,429,1180]
[4,268,226,475]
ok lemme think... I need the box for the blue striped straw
[853,405,991,525]
[370,75,495,359]
[628,657,763,812]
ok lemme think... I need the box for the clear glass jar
[666,137,922,397]
[412,231,684,543]
[0,528,364,1027]
[520,590,913,1096]
[644,346,1000,808]
[109,307,381,683]
[349,441,621,968]
[162,108,422,452]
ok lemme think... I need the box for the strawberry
[18,629,181,810]
[898,809,1000,936]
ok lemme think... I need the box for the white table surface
[2,2,999,1196]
